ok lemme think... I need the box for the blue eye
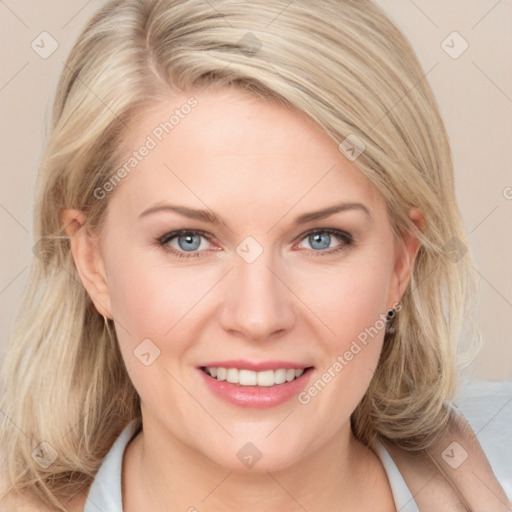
[158,228,353,259]
[158,230,211,258]
[174,233,202,251]
[307,232,333,250]
[297,229,353,255]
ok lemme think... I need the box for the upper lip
[198,359,313,371]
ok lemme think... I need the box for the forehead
[107,87,383,222]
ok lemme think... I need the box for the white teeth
[239,369,257,386]
[285,369,295,382]
[226,368,238,383]
[204,366,308,386]
[274,368,287,385]
[257,370,274,387]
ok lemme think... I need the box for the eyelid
[292,227,353,244]
[159,228,215,245]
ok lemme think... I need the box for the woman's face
[76,87,418,471]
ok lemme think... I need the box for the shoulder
[382,401,512,511]
[382,440,468,510]
[0,495,87,512]
[0,477,88,512]
[0,419,140,512]
[454,377,512,498]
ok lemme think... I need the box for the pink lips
[197,359,314,408]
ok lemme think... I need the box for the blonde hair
[0,0,481,509]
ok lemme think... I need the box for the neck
[122,416,394,511]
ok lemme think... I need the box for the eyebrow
[138,201,372,227]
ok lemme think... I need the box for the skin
[62,87,423,511]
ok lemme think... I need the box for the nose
[219,251,296,342]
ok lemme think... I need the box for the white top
[83,418,419,512]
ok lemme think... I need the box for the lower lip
[198,368,314,408]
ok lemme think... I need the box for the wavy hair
[0,0,481,509]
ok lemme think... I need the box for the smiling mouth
[200,366,314,386]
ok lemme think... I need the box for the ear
[388,208,425,307]
[61,208,113,319]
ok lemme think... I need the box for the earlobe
[60,208,113,319]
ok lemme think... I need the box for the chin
[199,435,310,474]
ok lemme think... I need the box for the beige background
[1,1,511,379]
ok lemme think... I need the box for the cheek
[105,245,225,369]
[106,246,202,332]
[104,250,211,418]
[299,254,392,348]
[295,252,393,415]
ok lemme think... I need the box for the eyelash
[157,228,354,259]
